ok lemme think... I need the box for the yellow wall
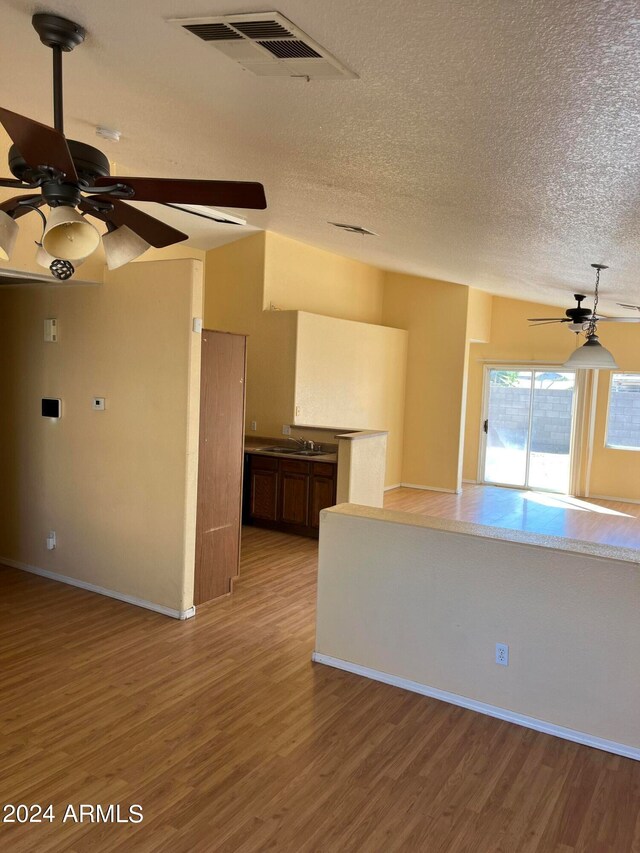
[0,259,203,612]
[589,325,640,501]
[382,273,470,491]
[204,233,298,437]
[263,232,384,323]
[294,312,407,485]
[466,289,493,343]
[462,294,640,500]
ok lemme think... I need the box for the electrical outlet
[92,397,106,411]
[46,530,56,551]
[250,420,257,431]
[495,643,509,666]
[282,424,291,435]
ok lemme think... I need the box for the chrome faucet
[287,435,309,449]
[286,435,321,451]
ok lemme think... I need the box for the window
[606,373,640,450]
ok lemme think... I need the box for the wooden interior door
[194,330,246,605]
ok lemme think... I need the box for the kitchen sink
[259,446,327,457]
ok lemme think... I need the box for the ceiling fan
[0,13,267,279]
[529,264,640,370]
[528,264,640,333]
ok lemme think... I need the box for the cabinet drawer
[280,459,311,475]
[312,462,336,478]
[250,454,278,471]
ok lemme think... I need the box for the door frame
[477,363,582,494]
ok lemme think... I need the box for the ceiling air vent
[168,11,357,80]
[329,222,378,236]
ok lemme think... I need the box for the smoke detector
[168,11,357,80]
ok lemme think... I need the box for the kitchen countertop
[244,438,337,464]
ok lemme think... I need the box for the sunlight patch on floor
[521,491,632,517]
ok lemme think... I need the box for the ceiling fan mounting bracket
[590,263,609,271]
[8,139,110,184]
[41,180,82,209]
[32,13,85,52]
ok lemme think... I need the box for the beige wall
[294,312,407,485]
[264,232,384,323]
[336,435,388,506]
[0,259,203,613]
[316,505,640,753]
[462,294,640,500]
[382,273,470,491]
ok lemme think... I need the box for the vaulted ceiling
[2,0,640,312]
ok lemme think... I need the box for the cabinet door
[280,471,310,526]
[310,475,337,528]
[250,468,279,521]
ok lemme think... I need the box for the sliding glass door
[482,369,576,493]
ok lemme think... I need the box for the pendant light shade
[102,225,150,270]
[36,244,85,270]
[0,209,19,261]
[563,334,618,370]
[35,244,56,269]
[42,205,100,261]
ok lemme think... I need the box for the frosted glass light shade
[42,205,100,261]
[563,334,618,370]
[36,244,86,270]
[0,209,19,261]
[102,225,150,270]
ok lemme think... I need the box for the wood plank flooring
[1,523,640,852]
[385,484,640,550]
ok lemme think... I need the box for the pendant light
[563,264,618,370]
[0,208,19,261]
[102,224,150,270]
[42,205,100,262]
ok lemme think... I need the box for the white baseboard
[384,484,402,492]
[587,493,640,506]
[400,483,461,494]
[311,652,640,762]
[1,558,196,621]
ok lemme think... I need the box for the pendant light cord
[587,266,600,338]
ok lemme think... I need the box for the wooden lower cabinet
[250,457,279,521]
[280,461,310,526]
[246,454,336,537]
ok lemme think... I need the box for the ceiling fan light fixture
[36,243,86,273]
[42,205,100,261]
[0,208,19,261]
[563,334,619,370]
[102,224,151,270]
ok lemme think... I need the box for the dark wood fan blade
[0,194,44,219]
[94,176,267,209]
[0,107,78,181]
[80,196,188,248]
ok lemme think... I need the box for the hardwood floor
[1,524,640,851]
[385,484,640,550]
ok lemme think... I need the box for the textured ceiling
[2,0,640,312]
